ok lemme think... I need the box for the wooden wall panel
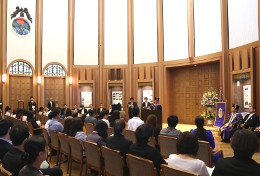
[233,51,240,71]
[255,47,260,115]
[241,49,249,69]
[167,62,219,124]
[9,76,33,110]
[44,77,65,107]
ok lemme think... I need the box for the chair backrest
[59,119,65,127]
[161,164,199,176]
[0,164,12,176]
[158,135,178,158]
[57,132,70,155]
[43,116,48,125]
[49,130,60,150]
[85,122,95,135]
[124,130,136,143]
[102,146,124,176]
[42,128,50,146]
[27,122,34,136]
[197,141,211,167]
[83,140,101,171]
[126,154,157,176]
[69,137,83,162]
[107,127,114,136]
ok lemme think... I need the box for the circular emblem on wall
[10,6,33,37]
[12,17,31,36]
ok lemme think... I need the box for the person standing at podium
[127,97,137,119]
[142,97,151,109]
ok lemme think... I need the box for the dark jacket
[3,148,25,176]
[242,113,259,129]
[129,143,166,175]
[97,108,106,115]
[0,139,12,161]
[87,131,106,148]
[47,101,55,110]
[28,101,36,111]
[106,134,132,159]
[212,156,260,176]
[142,102,152,109]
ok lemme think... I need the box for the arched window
[9,61,32,75]
[44,64,66,76]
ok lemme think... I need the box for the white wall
[134,0,157,64]
[228,0,259,49]
[104,0,128,65]
[163,0,189,61]
[194,0,222,56]
[42,0,68,70]
[74,0,99,66]
[7,0,36,69]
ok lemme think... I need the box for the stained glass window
[9,61,32,75]
[44,64,66,76]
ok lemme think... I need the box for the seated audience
[38,107,44,115]
[212,129,260,176]
[27,111,42,135]
[129,124,166,175]
[100,110,110,127]
[43,107,49,116]
[5,106,12,116]
[63,118,73,135]
[3,124,30,176]
[65,109,73,119]
[69,118,87,144]
[191,116,222,163]
[109,110,120,127]
[254,121,260,138]
[87,120,108,147]
[145,114,160,147]
[128,107,144,131]
[85,109,97,125]
[160,115,181,138]
[61,104,70,118]
[44,112,53,131]
[168,132,209,176]
[106,119,132,159]
[239,106,259,129]
[47,108,64,133]
[97,103,106,115]
[0,119,13,161]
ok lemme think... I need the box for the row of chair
[42,129,199,176]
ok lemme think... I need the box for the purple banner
[215,102,226,127]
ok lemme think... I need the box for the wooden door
[168,62,220,124]
[44,77,65,108]
[9,76,33,110]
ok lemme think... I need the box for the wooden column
[220,0,230,114]
[0,0,7,111]
[36,0,43,107]
[128,0,133,100]
[99,0,104,104]
[188,0,195,60]
[68,0,74,108]
[157,0,164,121]
[257,0,260,115]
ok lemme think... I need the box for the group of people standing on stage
[220,104,259,142]
[127,97,162,119]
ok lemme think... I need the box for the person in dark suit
[142,97,152,109]
[254,121,260,138]
[88,104,96,114]
[129,124,166,175]
[61,104,70,117]
[212,129,260,176]
[0,119,13,161]
[127,97,137,119]
[2,124,29,176]
[47,98,55,110]
[97,103,106,115]
[78,105,88,115]
[240,106,259,129]
[28,96,36,112]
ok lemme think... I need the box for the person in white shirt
[168,132,210,176]
[100,110,110,127]
[128,107,144,131]
[5,106,12,117]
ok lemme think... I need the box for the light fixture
[237,81,240,87]
[69,77,73,85]
[37,76,41,84]
[2,74,6,83]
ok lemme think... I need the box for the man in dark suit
[239,106,259,129]
[47,98,55,110]
[28,96,36,112]
[127,97,137,119]
[88,104,96,114]
[0,119,13,161]
[61,104,70,117]
[97,103,106,115]
[142,97,151,109]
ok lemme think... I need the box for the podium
[141,109,162,129]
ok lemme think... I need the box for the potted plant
[201,89,218,125]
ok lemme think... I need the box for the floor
[50,123,260,176]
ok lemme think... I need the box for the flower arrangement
[201,89,219,120]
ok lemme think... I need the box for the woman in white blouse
[168,131,210,176]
